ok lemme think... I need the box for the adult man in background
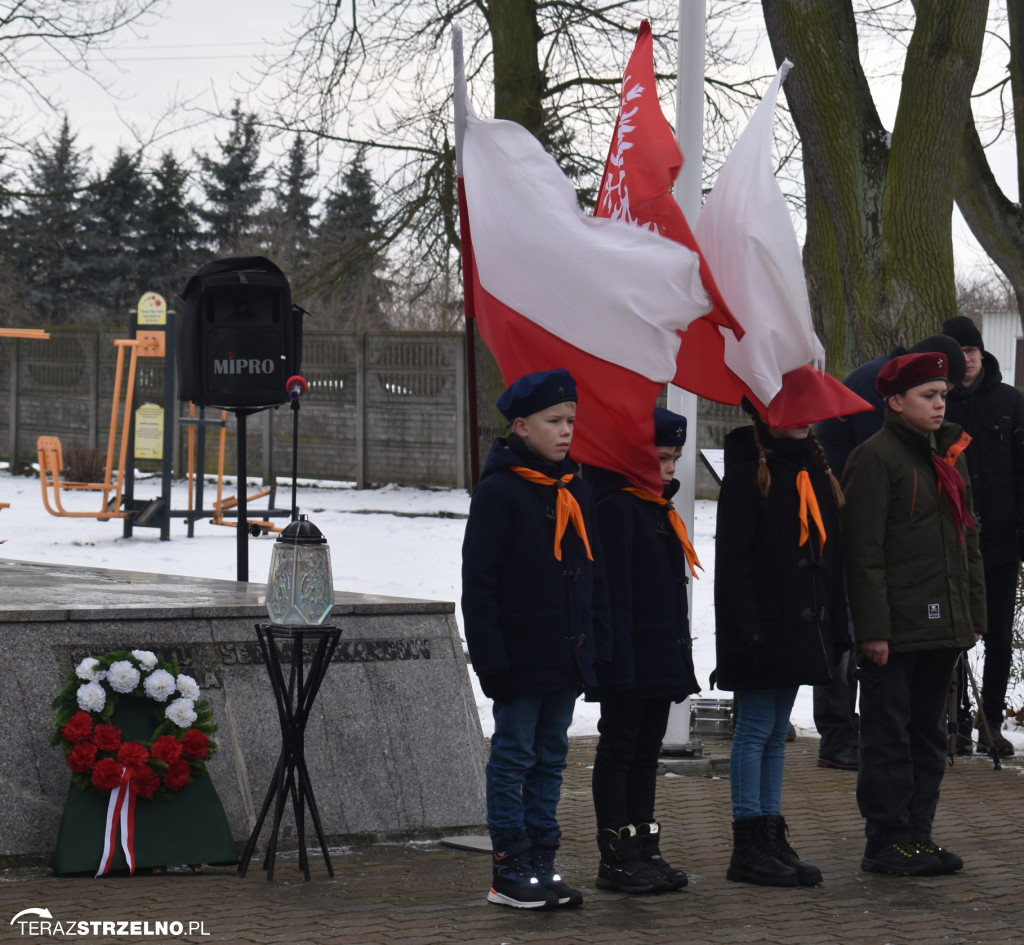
[942,315,1024,756]
[814,334,966,770]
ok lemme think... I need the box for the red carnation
[181,728,210,760]
[93,724,122,753]
[130,766,160,798]
[118,742,150,768]
[151,735,184,765]
[67,741,97,773]
[164,760,192,792]
[92,757,125,791]
[62,711,94,744]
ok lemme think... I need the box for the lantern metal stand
[238,491,340,879]
[238,622,341,880]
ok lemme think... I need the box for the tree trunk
[488,0,544,135]
[955,2,1024,335]
[762,0,987,376]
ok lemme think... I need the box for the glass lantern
[265,515,335,625]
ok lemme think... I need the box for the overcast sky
[9,0,1014,279]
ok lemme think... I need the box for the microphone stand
[286,375,307,523]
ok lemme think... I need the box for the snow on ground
[1,466,1021,750]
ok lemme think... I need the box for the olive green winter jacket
[841,411,985,654]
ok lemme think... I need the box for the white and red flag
[598,27,869,426]
[693,59,870,425]
[453,26,725,492]
[595,19,745,404]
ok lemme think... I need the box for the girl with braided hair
[714,403,849,887]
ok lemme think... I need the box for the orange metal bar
[0,328,50,339]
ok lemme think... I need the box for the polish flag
[598,27,869,426]
[694,59,871,425]
[453,26,726,492]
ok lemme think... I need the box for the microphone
[286,375,307,402]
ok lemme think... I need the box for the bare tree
[250,0,766,308]
[0,1,164,153]
[762,0,992,374]
[954,3,1024,337]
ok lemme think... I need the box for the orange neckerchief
[510,467,593,561]
[622,487,703,579]
[796,470,827,549]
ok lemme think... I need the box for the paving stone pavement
[3,736,1023,945]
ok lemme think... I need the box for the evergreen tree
[196,102,265,255]
[16,117,90,325]
[80,147,150,321]
[147,150,201,300]
[267,133,317,290]
[310,149,391,329]
[0,154,26,326]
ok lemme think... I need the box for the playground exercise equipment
[183,402,286,538]
[34,287,296,551]
[37,330,165,523]
[1,328,51,340]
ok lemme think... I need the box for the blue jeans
[486,690,577,847]
[730,687,798,820]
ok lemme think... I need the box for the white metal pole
[663,0,707,750]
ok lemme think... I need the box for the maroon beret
[876,352,949,399]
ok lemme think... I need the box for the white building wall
[980,311,1020,386]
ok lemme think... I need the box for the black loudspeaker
[177,256,303,410]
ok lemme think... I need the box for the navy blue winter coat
[461,436,612,694]
[943,351,1024,568]
[585,467,701,702]
[714,425,848,691]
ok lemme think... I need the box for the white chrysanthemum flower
[77,681,106,713]
[143,668,176,702]
[165,697,197,729]
[107,660,141,694]
[176,674,200,700]
[131,650,158,670]
[75,658,104,682]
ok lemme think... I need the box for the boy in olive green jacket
[842,352,985,878]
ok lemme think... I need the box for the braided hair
[751,420,845,508]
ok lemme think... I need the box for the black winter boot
[763,815,822,885]
[488,837,558,909]
[595,825,670,894]
[636,821,687,890]
[530,842,584,907]
[726,817,799,887]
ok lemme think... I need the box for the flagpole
[664,0,706,751]
[453,26,481,490]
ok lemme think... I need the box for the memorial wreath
[52,648,218,801]
[52,648,221,874]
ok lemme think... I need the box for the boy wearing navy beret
[462,369,611,909]
[586,407,702,894]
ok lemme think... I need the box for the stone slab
[0,559,487,864]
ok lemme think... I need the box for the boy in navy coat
[587,407,701,894]
[462,369,610,909]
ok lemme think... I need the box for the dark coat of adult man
[942,315,1024,755]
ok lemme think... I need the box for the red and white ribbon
[96,767,137,876]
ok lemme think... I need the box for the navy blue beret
[497,369,577,422]
[654,407,687,446]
